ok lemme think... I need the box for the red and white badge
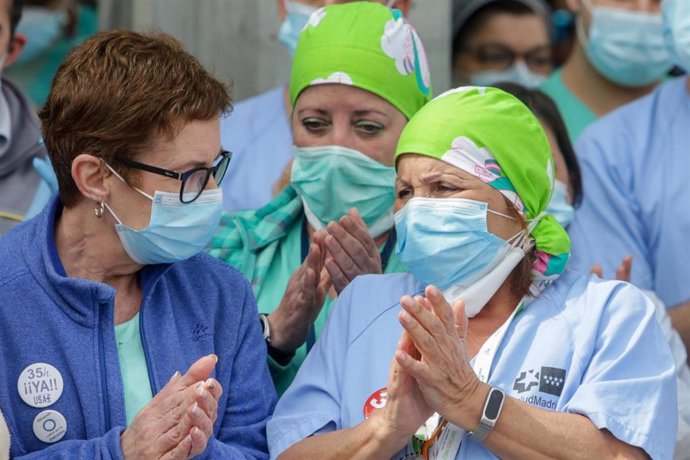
[363,387,388,419]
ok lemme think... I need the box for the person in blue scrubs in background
[218,0,410,212]
[268,87,677,460]
[540,0,673,142]
[568,0,690,359]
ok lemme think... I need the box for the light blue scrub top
[220,85,293,212]
[115,313,153,426]
[268,271,677,460]
[568,77,690,309]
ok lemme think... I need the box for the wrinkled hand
[376,329,433,441]
[394,286,482,431]
[591,255,633,282]
[269,230,332,353]
[324,209,382,294]
[121,354,223,460]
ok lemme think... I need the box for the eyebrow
[297,108,329,117]
[352,109,390,118]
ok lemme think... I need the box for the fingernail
[209,353,218,364]
[206,379,215,390]
[400,312,412,324]
[428,286,440,298]
[192,403,200,417]
[400,296,412,308]
[169,371,180,382]
[395,350,407,362]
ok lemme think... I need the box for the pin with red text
[33,410,67,443]
[363,387,388,419]
[17,363,63,408]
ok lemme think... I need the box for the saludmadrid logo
[519,394,558,410]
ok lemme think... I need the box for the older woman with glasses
[0,30,275,458]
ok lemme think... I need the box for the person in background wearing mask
[0,30,275,458]
[540,0,672,141]
[5,0,98,108]
[451,0,553,88]
[0,0,50,235]
[267,86,676,460]
[219,0,410,212]
[208,2,432,396]
[497,81,690,458]
[567,0,690,368]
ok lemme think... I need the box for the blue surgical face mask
[546,180,575,229]
[290,145,397,238]
[577,0,672,87]
[662,0,690,72]
[470,61,548,89]
[394,197,526,291]
[15,7,67,65]
[278,1,318,55]
[103,163,223,265]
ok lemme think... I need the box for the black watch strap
[258,314,295,366]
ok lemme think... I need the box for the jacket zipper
[139,298,157,395]
[98,305,112,431]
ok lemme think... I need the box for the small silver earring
[94,202,105,218]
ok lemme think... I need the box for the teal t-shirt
[114,313,153,425]
[540,69,597,142]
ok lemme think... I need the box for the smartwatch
[258,313,295,365]
[469,386,505,443]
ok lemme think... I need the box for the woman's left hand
[323,208,382,294]
[394,286,483,430]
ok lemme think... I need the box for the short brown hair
[40,30,232,207]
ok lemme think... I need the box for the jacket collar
[23,196,172,327]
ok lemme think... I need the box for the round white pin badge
[17,363,64,408]
[33,410,67,444]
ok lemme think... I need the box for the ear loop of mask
[100,160,154,226]
[101,160,154,201]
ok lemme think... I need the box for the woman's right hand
[268,230,332,354]
[373,330,433,448]
[121,354,223,460]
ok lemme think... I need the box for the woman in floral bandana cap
[207,2,432,396]
[267,87,677,460]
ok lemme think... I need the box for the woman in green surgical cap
[207,2,432,395]
[267,87,676,459]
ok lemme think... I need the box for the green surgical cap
[395,86,570,281]
[290,2,432,120]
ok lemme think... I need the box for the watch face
[485,389,504,420]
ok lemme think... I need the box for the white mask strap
[487,208,518,221]
[101,160,154,201]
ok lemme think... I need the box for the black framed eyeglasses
[460,43,553,73]
[115,150,232,203]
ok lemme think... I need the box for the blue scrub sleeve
[568,129,654,289]
[563,283,677,460]
[267,283,354,459]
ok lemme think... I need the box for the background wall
[99,0,451,101]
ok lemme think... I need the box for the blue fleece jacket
[0,198,276,458]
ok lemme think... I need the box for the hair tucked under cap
[290,2,432,120]
[395,86,571,286]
